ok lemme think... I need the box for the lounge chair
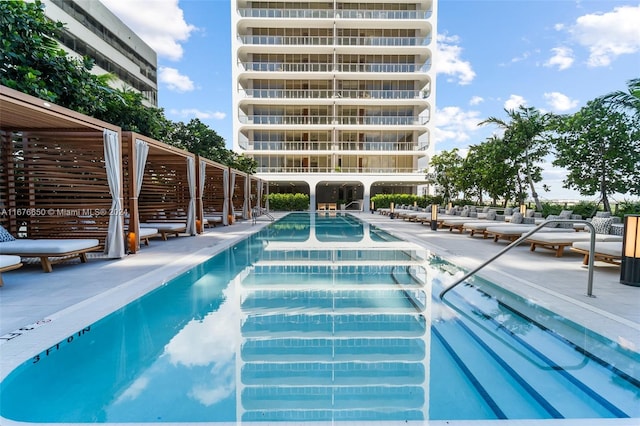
[0,255,22,286]
[140,222,186,240]
[0,238,100,273]
[484,225,573,243]
[138,227,159,245]
[525,232,622,257]
[203,215,223,227]
[571,241,623,265]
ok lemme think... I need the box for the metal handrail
[439,219,598,299]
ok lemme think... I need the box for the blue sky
[99,0,639,201]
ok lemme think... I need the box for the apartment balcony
[238,114,429,126]
[238,35,430,47]
[255,166,425,174]
[240,89,426,100]
[238,61,431,74]
[237,8,432,20]
[239,140,428,152]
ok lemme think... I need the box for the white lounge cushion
[572,241,622,257]
[204,215,223,223]
[140,222,186,231]
[485,225,569,236]
[139,228,159,238]
[0,239,99,255]
[0,255,21,268]
[526,232,621,244]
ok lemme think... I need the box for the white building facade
[231,0,437,211]
[42,0,158,106]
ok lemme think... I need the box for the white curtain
[230,171,236,221]
[133,139,149,250]
[222,168,229,225]
[257,179,263,212]
[186,156,197,235]
[198,159,206,232]
[243,177,250,219]
[103,129,125,258]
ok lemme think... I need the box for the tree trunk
[527,171,542,211]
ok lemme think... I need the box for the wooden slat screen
[122,133,194,224]
[199,157,226,215]
[1,130,111,249]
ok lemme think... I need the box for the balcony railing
[256,166,424,174]
[335,36,430,47]
[239,35,430,47]
[238,9,432,20]
[241,141,425,151]
[239,114,428,126]
[240,61,431,73]
[241,89,426,100]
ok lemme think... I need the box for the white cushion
[0,255,21,268]
[141,223,186,231]
[572,241,622,257]
[138,228,158,238]
[0,239,99,254]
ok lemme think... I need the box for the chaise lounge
[570,241,623,265]
[526,232,622,257]
[0,236,100,273]
[0,254,22,286]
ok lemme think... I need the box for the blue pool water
[1,212,639,423]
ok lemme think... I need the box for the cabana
[122,132,196,253]
[195,156,227,229]
[231,169,249,222]
[0,85,125,262]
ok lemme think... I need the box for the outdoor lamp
[430,204,439,231]
[447,202,452,211]
[520,204,527,215]
[620,214,640,286]
[371,200,374,214]
[390,202,395,219]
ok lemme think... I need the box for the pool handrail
[439,219,597,299]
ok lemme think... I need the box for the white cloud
[469,96,484,106]
[544,46,574,70]
[435,34,476,85]
[159,67,195,92]
[433,106,483,145]
[544,92,579,112]
[170,108,226,120]
[504,94,528,111]
[100,0,196,61]
[568,5,640,67]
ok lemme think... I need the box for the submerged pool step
[439,285,635,419]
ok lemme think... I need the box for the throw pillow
[486,210,497,221]
[510,212,523,224]
[591,217,613,234]
[545,214,560,228]
[460,209,469,217]
[595,211,611,218]
[559,210,573,219]
[0,225,16,242]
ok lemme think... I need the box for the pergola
[0,86,125,258]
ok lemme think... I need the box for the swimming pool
[1,212,638,423]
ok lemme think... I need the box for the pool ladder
[439,219,598,299]
[252,207,274,225]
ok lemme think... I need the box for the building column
[363,183,371,213]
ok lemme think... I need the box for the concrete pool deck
[0,210,639,426]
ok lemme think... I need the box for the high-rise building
[231,0,437,211]
[41,0,158,106]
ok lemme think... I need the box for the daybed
[138,227,160,245]
[525,232,622,257]
[570,241,623,265]
[140,222,186,240]
[0,255,22,286]
[484,225,573,243]
[203,215,223,227]
[0,238,100,273]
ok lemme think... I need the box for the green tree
[0,0,111,116]
[600,77,640,117]
[97,88,172,139]
[430,149,463,203]
[550,99,640,212]
[479,106,551,211]
[165,118,230,162]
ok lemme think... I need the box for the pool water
[1,212,638,423]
